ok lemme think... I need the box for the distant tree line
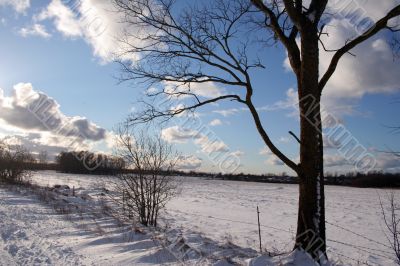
[179,170,400,188]
[335,172,400,188]
[1,137,399,188]
[56,151,125,175]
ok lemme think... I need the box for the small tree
[113,125,178,227]
[0,140,33,184]
[380,192,400,265]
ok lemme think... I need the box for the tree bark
[295,24,327,259]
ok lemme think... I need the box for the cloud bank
[0,83,109,157]
[0,0,30,13]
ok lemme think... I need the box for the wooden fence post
[257,205,262,253]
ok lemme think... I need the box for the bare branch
[319,5,400,92]
[380,192,400,264]
[251,0,301,75]
[289,131,301,144]
[115,0,298,173]
[111,125,179,227]
[246,100,300,173]
[128,94,245,125]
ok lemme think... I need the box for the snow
[315,174,321,235]
[165,176,397,265]
[0,186,179,265]
[0,188,83,265]
[248,250,328,266]
[1,170,399,265]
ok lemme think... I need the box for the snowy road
[0,187,178,266]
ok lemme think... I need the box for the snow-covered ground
[166,177,397,265]
[1,170,398,265]
[0,186,181,265]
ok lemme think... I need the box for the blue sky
[0,0,399,174]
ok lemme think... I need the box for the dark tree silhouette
[113,0,400,260]
[56,151,125,175]
[0,140,33,183]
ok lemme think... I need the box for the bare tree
[113,0,400,259]
[0,140,33,184]
[380,192,400,265]
[113,124,178,227]
[38,150,48,164]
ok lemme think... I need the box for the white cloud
[279,136,290,143]
[257,88,298,117]
[176,155,202,170]
[36,0,143,63]
[323,151,400,172]
[0,83,114,158]
[213,108,240,117]
[320,21,400,101]
[260,146,284,166]
[19,24,51,38]
[37,0,82,37]
[323,133,343,149]
[163,80,226,100]
[145,87,158,96]
[1,131,105,161]
[259,147,271,155]
[280,1,400,119]
[319,37,400,117]
[190,82,225,98]
[230,150,244,157]
[376,153,400,171]
[209,119,222,126]
[325,0,400,27]
[161,126,198,144]
[0,0,30,13]
[195,136,229,153]
[77,0,129,62]
[0,83,107,143]
[104,131,119,149]
[265,155,284,166]
[324,154,352,168]
[283,55,291,72]
[161,126,229,154]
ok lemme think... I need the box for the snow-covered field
[1,170,398,265]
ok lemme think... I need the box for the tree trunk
[294,25,327,260]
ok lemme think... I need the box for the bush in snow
[0,140,33,184]
[112,124,179,227]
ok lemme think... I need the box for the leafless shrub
[112,124,179,227]
[380,192,400,264]
[0,140,34,184]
